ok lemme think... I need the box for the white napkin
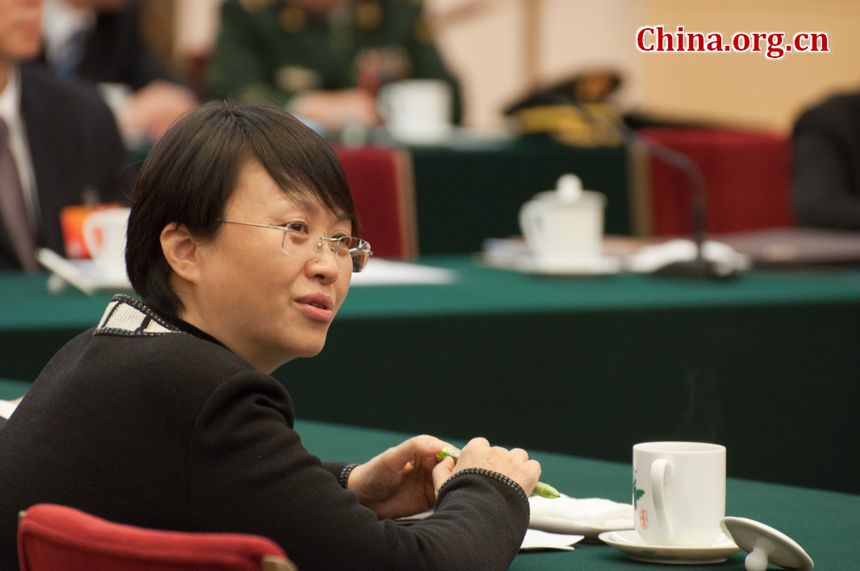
[529,494,634,536]
[625,239,751,274]
[395,509,586,552]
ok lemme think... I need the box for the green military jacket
[209,0,462,122]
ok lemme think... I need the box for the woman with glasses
[0,102,539,570]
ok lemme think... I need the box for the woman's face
[183,159,353,373]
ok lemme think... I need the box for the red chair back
[18,504,295,571]
[335,147,418,259]
[640,127,794,235]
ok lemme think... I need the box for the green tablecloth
[410,140,632,254]
[1,257,859,493]
[296,418,860,570]
[289,258,860,494]
[0,379,29,400]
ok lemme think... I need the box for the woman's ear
[160,223,200,283]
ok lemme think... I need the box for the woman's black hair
[125,101,357,316]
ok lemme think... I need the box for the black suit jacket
[791,91,860,229]
[37,0,176,91]
[0,64,128,270]
[74,0,177,90]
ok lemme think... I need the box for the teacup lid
[720,517,814,571]
[556,174,583,201]
[535,174,605,206]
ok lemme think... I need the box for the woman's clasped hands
[347,436,541,519]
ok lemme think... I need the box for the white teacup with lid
[83,206,130,281]
[599,442,815,568]
[519,174,609,271]
[378,80,453,144]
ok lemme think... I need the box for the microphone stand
[636,136,731,279]
[575,102,735,280]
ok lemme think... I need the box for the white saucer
[37,248,132,295]
[530,515,633,538]
[520,256,622,276]
[599,530,740,565]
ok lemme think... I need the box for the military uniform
[503,72,625,148]
[209,0,462,122]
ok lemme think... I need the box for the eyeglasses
[218,220,372,272]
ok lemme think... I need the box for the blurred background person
[40,0,197,143]
[791,90,860,230]
[1,0,127,272]
[208,0,462,133]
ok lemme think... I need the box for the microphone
[573,102,737,280]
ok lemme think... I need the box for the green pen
[436,445,561,499]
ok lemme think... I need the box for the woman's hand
[432,437,541,496]
[347,435,451,519]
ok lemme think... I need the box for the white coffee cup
[633,441,726,547]
[519,174,606,269]
[83,207,130,280]
[378,79,452,144]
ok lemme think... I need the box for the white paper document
[396,509,587,551]
[344,259,457,286]
[0,399,20,420]
[520,529,585,551]
[38,249,457,294]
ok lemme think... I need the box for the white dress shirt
[41,0,95,73]
[0,68,40,230]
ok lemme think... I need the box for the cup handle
[519,200,542,251]
[650,459,671,538]
[82,213,103,259]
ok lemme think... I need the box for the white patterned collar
[95,295,181,336]
[94,295,226,349]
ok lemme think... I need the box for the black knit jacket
[0,296,529,570]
